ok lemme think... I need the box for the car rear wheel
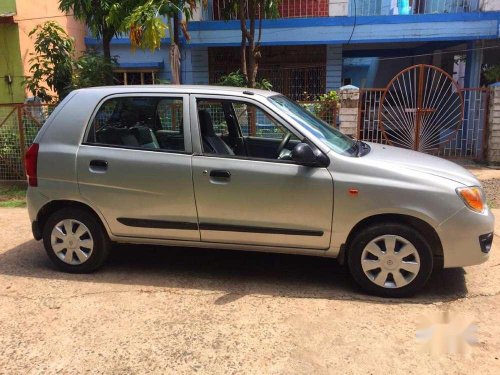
[347,223,433,297]
[43,207,110,273]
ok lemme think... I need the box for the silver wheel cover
[50,219,94,265]
[361,235,420,289]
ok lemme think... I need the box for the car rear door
[190,94,334,250]
[76,93,200,241]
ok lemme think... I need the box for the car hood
[363,142,480,186]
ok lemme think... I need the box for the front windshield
[268,95,356,156]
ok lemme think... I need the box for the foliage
[117,0,168,51]
[0,130,20,164]
[72,52,117,88]
[319,90,340,103]
[257,78,273,91]
[24,22,118,102]
[296,90,338,126]
[24,22,75,103]
[59,0,117,39]
[0,125,24,180]
[59,0,132,83]
[220,1,282,88]
[482,64,500,85]
[111,1,197,51]
[217,70,272,90]
[217,70,246,87]
[109,1,199,84]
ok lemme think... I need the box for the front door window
[196,99,300,161]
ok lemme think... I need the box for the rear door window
[87,96,185,152]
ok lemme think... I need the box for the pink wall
[14,0,86,79]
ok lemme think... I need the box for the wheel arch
[341,213,443,267]
[36,200,111,239]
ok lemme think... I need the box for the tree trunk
[238,0,248,81]
[173,12,179,45]
[173,12,181,84]
[102,30,114,85]
[246,0,257,88]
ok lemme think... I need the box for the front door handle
[209,170,231,179]
[89,159,108,173]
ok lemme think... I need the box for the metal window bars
[350,0,480,16]
[205,0,329,20]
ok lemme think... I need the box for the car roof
[73,85,279,98]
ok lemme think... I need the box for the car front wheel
[347,223,433,297]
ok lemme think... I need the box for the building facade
[85,1,498,99]
[0,0,86,103]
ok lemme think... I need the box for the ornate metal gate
[358,64,490,160]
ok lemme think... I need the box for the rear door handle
[209,170,231,179]
[89,159,108,173]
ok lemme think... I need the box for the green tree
[24,21,74,102]
[482,64,500,85]
[222,1,281,88]
[72,51,117,88]
[109,0,199,84]
[24,22,118,102]
[58,0,132,84]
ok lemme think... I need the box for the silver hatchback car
[26,86,494,297]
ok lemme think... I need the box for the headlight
[456,186,486,213]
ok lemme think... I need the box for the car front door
[190,95,333,250]
[77,93,199,241]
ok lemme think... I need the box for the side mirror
[291,142,329,167]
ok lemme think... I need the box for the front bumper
[437,206,495,268]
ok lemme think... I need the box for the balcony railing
[349,0,480,16]
[203,0,329,21]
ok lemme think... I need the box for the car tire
[347,222,433,297]
[43,207,110,273]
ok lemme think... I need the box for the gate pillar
[487,83,500,164]
[339,85,359,138]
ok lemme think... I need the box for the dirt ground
[0,169,499,374]
[468,167,500,208]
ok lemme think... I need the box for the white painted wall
[191,4,203,21]
[481,0,500,11]
[329,0,349,16]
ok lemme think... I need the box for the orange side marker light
[348,188,359,196]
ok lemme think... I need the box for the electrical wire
[103,43,500,74]
[368,43,500,62]
[13,14,74,22]
[346,0,356,45]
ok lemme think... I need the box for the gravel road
[0,169,499,374]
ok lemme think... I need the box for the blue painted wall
[342,57,380,88]
[84,11,500,89]
[190,47,209,84]
[180,46,209,84]
[187,12,499,46]
[326,45,342,91]
[86,12,500,47]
